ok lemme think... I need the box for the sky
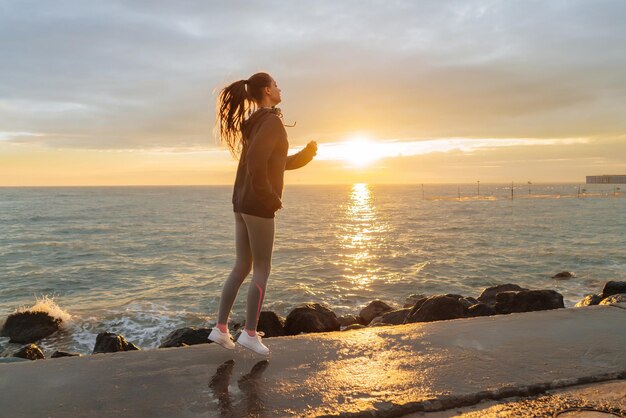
[1,0,625,186]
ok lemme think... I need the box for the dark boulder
[599,294,626,305]
[453,296,474,313]
[93,332,140,354]
[409,296,428,312]
[338,314,360,327]
[477,284,529,307]
[495,290,564,314]
[379,308,412,325]
[358,300,394,325]
[464,296,480,305]
[256,311,285,338]
[284,303,341,335]
[51,351,81,358]
[230,318,245,333]
[159,327,212,348]
[403,294,427,308]
[552,271,575,279]
[459,298,482,315]
[14,343,45,360]
[574,294,602,307]
[601,281,626,299]
[466,303,496,318]
[1,311,62,343]
[405,295,466,323]
[368,315,384,326]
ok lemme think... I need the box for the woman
[208,72,317,355]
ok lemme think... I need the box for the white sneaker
[236,331,270,355]
[208,327,236,350]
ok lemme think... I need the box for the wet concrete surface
[405,379,626,417]
[612,302,626,311]
[0,304,625,417]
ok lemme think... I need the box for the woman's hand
[305,141,318,157]
[285,141,317,170]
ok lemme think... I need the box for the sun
[315,134,389,167]
[340,136,381,167]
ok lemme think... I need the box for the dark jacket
[232,108,314,218]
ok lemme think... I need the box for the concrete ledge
[1,305,625,417]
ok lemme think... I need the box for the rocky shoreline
[1,280,625,362]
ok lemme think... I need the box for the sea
[1,183,624,356]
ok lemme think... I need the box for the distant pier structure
[586,174,626,184]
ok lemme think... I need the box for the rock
[367,315,384,326]
[159,327,212,348]
[403,294,427,308]
[341,324,366,331]
[284,303,341,335]
[599,293,626,305]
[0,311,62,343]
[337,314,359,327]
[231,318,245,333]
[465,303,496,318]
[495,290,564,314]
[93,332,140,354]
[379,308,411,325]
[405,295,466,323]
[409,296,429,312]
[51,351,81,358]
[552,271,575,279]
[358,300,394,325]
[464,296,480,305]
[14,343,45,360]
[601,281,626,299]
[477,284,529,307]
[256,311,285,338]
[457,297,482,315]
[456,297,474,311]
[574,294,602,307]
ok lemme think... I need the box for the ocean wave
[63,302,209,352]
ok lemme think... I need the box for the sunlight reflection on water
[335,183,391,289]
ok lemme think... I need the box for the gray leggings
[216,212,275,332]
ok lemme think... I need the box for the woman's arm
[285,141,317,170]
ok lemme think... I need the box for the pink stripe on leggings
[254,282,264,324]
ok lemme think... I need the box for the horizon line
[0,181,603,188]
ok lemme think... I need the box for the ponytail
[215,79,249,159]
[215,72,273,159]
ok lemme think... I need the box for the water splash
[15,294,73,324]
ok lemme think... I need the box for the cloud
[1,0,625,151]
[316,136,590,165]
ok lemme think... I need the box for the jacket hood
[241,107,280,139]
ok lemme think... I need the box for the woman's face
[266,78,282,106]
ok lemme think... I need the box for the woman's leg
[240,213,275,334]
[216,212,253,329]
